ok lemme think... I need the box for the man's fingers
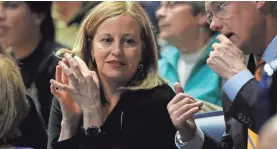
[211,43,221,50]
[174,82,184,94]
[171,97,197,111]
[174,101,203,118]
[168,93,194,107]
[176,106,200,123]
[216,34,229,43]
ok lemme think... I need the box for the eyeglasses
[206,1,231,24]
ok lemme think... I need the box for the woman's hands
[50,53,103,129]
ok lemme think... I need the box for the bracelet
[82,125,102,137]
[175,131,188,146]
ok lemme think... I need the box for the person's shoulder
[125,84,175,108]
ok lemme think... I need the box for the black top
[48,84,177,149]
[3,95,48,149]
[12,39,65,126]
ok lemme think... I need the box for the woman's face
[0,2,42,48]
[156,1,201,41]
[92,15,142,85]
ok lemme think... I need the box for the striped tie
[247,60,265,149]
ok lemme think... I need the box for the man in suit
[167,1,277,149]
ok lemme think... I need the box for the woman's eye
[102,37,113,44]
[124,38,136,45]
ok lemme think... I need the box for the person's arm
[47,98,80,149]
[223,70,253,101]
[175,126,224,149]
[223,70,273,133]
[175,127,204,149]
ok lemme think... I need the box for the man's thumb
[174,82,184,94]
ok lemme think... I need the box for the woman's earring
[135,62,145,83]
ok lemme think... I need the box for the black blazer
[201,65,277,149]
[5,95,48,149]
[48,84,178,149]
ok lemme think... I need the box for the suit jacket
[201,60,277,149]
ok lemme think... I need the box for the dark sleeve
[124,86,177,149]
[202,132,234,149]
[16,96,48,149]
[226,78,272,133]
[47,98,79,149]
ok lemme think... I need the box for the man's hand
[167,83,203,142]
[207,34,247,80]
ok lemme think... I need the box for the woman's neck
[170,29,210,54]
[100,77,122,108]
[11,33,42,59]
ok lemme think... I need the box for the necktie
[247,58,265,149]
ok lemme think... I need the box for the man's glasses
[206,1,231,24]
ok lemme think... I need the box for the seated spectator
[0,1,65,126]
[47,1,177,149]
[156,1,221,106]
[0,54,47,149]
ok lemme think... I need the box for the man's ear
[255,1,269,14]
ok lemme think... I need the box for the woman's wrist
[59,120,79,141]
[82,107,103,129]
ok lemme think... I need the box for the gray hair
[187,1,216,35]
[187,1,206,16]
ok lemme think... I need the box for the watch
[175,131,188,146]
[83,126,102,137]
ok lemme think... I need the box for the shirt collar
[262,35,277,63]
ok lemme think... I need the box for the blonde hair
[57,1,167,90]
[0,54,30,141]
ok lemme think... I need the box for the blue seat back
[195,111,225,141]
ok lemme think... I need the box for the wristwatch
[83,126,102,137]
[175,131,188,146]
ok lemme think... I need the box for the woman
[48,2,196,149]
[0,1,65,126]
[0,54,47,149]
[156,1,221,106]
